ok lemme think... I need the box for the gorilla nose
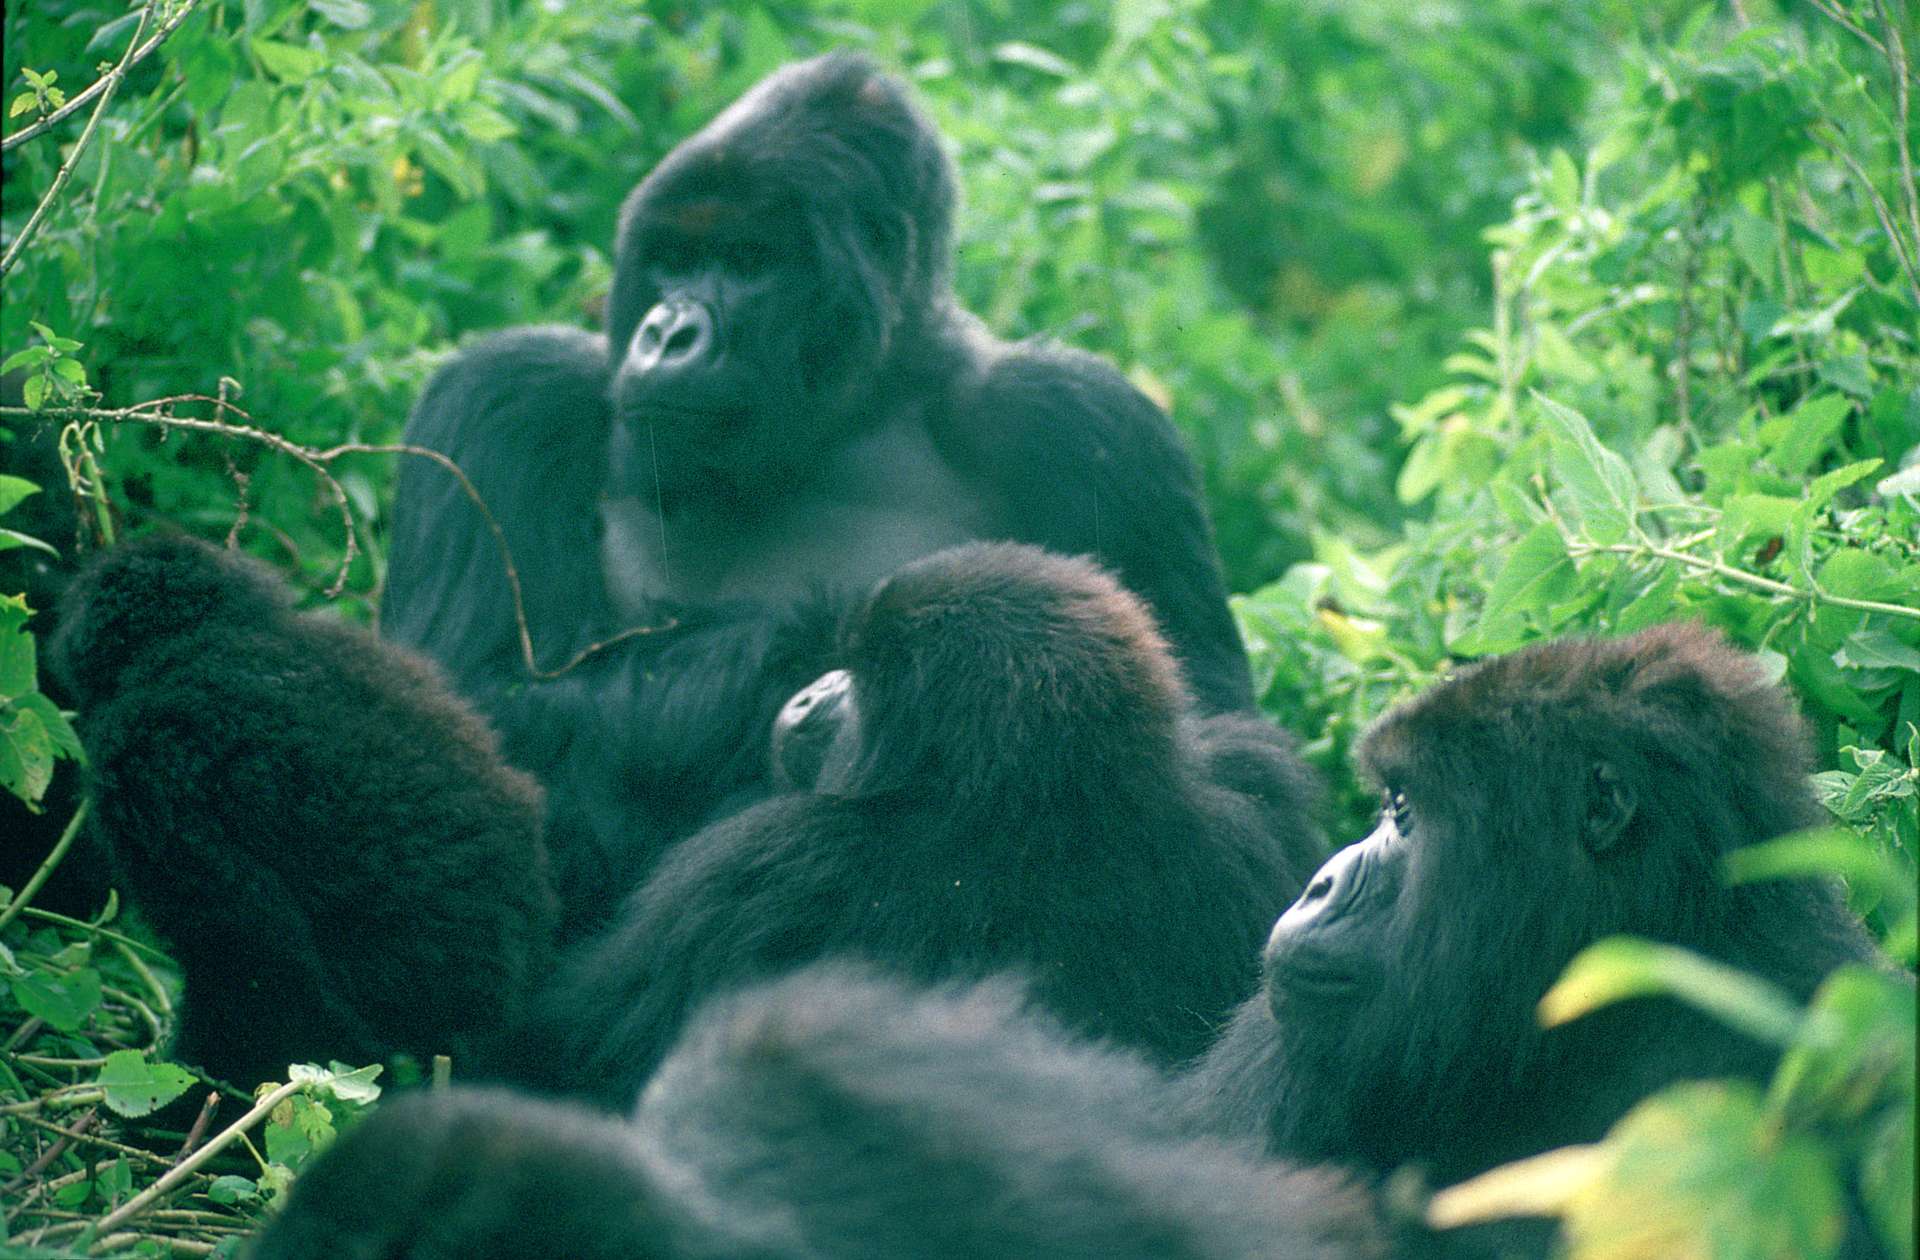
[1274,839,1366,935]
[628,299,715,373]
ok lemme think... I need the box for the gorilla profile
[1188,624,1880,1199]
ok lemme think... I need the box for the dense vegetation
[2,0,1914,1255]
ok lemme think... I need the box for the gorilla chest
[600,420,990,607]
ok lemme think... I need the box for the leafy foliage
[2,0,1914,1254]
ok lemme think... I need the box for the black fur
[1186,623,1878,1191]
[256,966,1391,1260]
[528,543,1324,1106]
[48,537,556,1087]
[380,52,1251,927]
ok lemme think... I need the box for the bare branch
[0,397,677,679]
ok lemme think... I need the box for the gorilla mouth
[1266,952,1365,1004]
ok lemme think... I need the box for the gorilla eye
[1383,789,1412,834]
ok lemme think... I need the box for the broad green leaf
[1535,393,1637,544]
[252,38,323,81]
[11,965,103,1031]
[1427,1144,1610,1228]
[1767,395,1851,475]
[96,1050,196,1117]
[1836,630,1920,677]
[0,475,38,517]
[1565,1083,1845,1260]
[1539,937,1806,1046]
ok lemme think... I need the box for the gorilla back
[381,52,1254,918]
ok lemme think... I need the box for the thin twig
[1565,538,1920,621]
[1877,0,1920,254]
[2,0,204,152]
[89,1077,304,1238]
[0,3,153,276]
[1815,124,1920,308]
[0,801,88,934]
[3,397,676,676]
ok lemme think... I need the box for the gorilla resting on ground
[525,543,1324,1106]
[1185,623,1879,1197]
[381,51,1254,927]
[49,537,556,1089]
[256,966,1394,1260]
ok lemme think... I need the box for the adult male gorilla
[256,967,1393,1260]
[522,543,1324,1106]
[1185,624,1880,1195]
[381,52,1253,923]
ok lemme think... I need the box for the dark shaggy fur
[380,52,1252,929]
[526,543,1324,1107]
[1186,623,1878,1190]
[49,537,556,1088]
[256,967,1391,1260]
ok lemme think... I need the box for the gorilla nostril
[664,323,702,358]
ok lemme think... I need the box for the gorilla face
[605,55,957,509]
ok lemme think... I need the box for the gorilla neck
[601,408,991,608]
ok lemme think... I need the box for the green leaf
[1565,1082,1845,1260]
[1535,393,1637,544]
[1861,1100,1916,1260]
[1878,465,1920,498]
[991,42,1076,77]
[1724,827,1915,908]
[207,1174,261,1206]
[1837,630,1920,677]
[22,374,48,410]
[96,1049,196,1117]
[252,38,323,81]
[1539,937,1806,1046]
[11,965,103,1031]
[455,101,517,143]
[0,476,39,518]
[0,346,51,373]
[1767,965,1916,1124]
[1768,394,1851,475]
[308,0,372,28]
[1459,524,1575,655]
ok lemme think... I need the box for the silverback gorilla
[379,52,1254,929]
[1187,624,1880,1202]
[48,537,556,1088]
[522,544,1325,1104]
[255,967,1393,1260]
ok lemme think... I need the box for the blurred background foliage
[2,0,1915,1255]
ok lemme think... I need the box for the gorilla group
[378,50,1257,931]
[234,620,1883,1259]
[31,48,1895,1260]
[52,536,1321,1093]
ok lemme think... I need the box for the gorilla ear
[1583,762,1637,854]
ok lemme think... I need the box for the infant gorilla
[525,542,1327,1105]
[51,536,555,1088]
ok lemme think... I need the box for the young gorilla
[530,543,1326,1107]
[255,966,1393,1260]
[49,537,556,1089]
[1186,624,1879,1194]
